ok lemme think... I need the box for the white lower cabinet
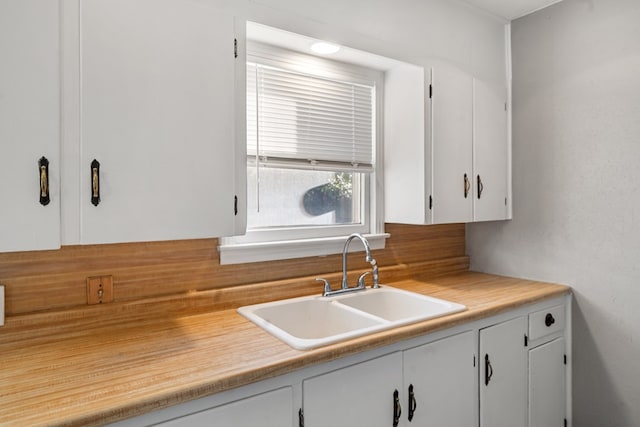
[302,331,476,427]
[480,316,528,427]
[529,337,566,427]
[402,331,476,426]
[110,297,570,427]
[155,387,293,427]
[303,352,403,427]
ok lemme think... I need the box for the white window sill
[218,233,390,265]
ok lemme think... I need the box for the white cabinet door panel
[404,331,476,427]
[0,0,60,252]
[480,316,527,427]
[383,64,428,225]
[529,338,566,427]
[473,78,508,222]
[156,387,293,427]
[81,0,240,243]
[303,352,403,427]
[431,65,473,224]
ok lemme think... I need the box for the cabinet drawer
[529,305,565,341]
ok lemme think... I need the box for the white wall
[467,0,640,425]
[220,0,506,84]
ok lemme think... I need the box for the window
[220,40,386,264]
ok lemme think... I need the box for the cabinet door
[0,0,60,252]
[303,352,403,427]
[156,387,293,427]
[403,331,476,427]
[383,63,428,225]
[479,317,527,427]
[431,65,473,224]
[81,0,243,244]
[473,79,508,222]
[529,338,566,427]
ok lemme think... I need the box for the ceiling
[459,0,564,20]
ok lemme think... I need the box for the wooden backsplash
[0,223,466,316]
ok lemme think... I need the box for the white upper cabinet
[383,64,428,224]
[431,65,475,224]
[473,78,509,222]
[80,0,245,244]
[384,63,509,225]
[0,0,61,252]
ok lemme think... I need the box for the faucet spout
[341,233,378,289]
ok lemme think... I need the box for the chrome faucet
[341,233,379,290]
[316,233,379,297]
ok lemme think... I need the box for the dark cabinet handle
[464,173,470,198]
[38,156,50,206]
[91,159,100,206]
[477,175,484,199]
[545,313,556,327]
[393,389,402,427]
[408,384,417,422]
[485,354,493,386]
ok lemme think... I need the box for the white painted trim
[61,0,81,245]
[0,285,4,326]
[218,233,389,265]
[505,23,513,219]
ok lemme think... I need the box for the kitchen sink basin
[238,286,466,350]
[336,287,464,323]
[243,298,385,344]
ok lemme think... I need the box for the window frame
[219,41,387,265]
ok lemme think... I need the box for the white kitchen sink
[238,286,466,350]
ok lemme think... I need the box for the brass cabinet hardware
[91,159,100,206]
[464,173,470,198]
[38,156,50,206]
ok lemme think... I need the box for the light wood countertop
[0,271,570,426]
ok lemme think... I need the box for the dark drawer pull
[463,173,470,198]
[393,389,402,427]
[485,354,493,386]
[408,384,417,421]
[545,313,556,327]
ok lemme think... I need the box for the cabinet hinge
[524,334,528,347]
[298,408,304,427]
[505,197,508,206]
[234,195,238,216]
[429,84,433,99]
[429,195,433,210]
[473,355,476,367]
[234,38,238,58]
[564,354,567,365]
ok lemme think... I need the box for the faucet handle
[316,278,332,296]
[357,271,371,288]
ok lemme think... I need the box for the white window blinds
[247,62,374,171]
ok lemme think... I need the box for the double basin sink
[238,286,466,350]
